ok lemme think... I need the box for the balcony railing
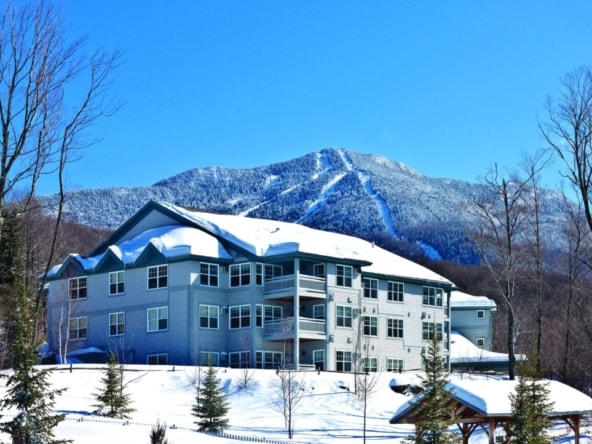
[264,274,326,297]
[263,316,326,339]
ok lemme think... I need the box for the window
[313,350,325,371]
[336,265,353,287]
[256,263,283,285]
[109,271,125,295]
[336,305,353,328]
[255,305,282,327]
[255,351,283,369]
[313,304,325,320]
[147,307,168,332]
[476,310,485,319]
[200,263,219,287]
[69,277,87,300]
[362,278,378,299]
[476,338,485,348]
[147,353,168,365]
[229,351,251,368]
[422,286,443,307]
[147,265,168,289]
[387,318,404,338]
[387,358,404,372]
[200,351,218,366]
[313,263,325,278]
[109,312,125,336]
[336,350,352,372]
[362,357,378,372]
[362,316,378,336]
[230,263,251,287]
[388,281,404,302]
[422,322,443,341]
[69,317,87,340]
[230,304,251,329]
[199,305,219,329]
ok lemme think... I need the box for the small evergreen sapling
[408,334,457,444]
[93,352,135,419]
[191,366,229,433]
[149,419,170,444]
[509,361,554,444]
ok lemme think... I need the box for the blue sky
[41,1,592,195]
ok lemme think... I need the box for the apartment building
[46,200,457,371]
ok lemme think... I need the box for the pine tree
[509,362,554,444]
[93,352,134,419]
[0,212,70,444]
[410,334,457,444]
[191,366,229,433]
[149,419,170,444]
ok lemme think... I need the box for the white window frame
[386,357,404,372]
[336,264,353,287]
[230,263,251,287]
[336,350,352,372]
[69,276,87,300]
[476,310,485,319]
[476,337,485,348]
[255,350,283,369]
[362,356,378,372]
[199,304,219,329]
[147,306,168,332]
[109,271,125,295]
[362,277,378,299]
[255,304,282,327]
[336,305,353,328]
[200,262,219,287]
[362,316,378,337]
[229,304,251,329]
[109,312,125,336]
[422,322,443,341]
[69,316,87,340]
[229,351,251,368]
[147,265,168,289]
[387,318,404,339]
[422,286,443,307]
[387,281,404,302]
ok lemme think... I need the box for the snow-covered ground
[0,365,590,443]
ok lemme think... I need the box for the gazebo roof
[391,378,592,422]
[390,378,592,444]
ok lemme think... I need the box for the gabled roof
[52,200,455,286]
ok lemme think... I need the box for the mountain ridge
[42,148,563,264]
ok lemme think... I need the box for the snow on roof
[449,331,515,363]
[450,291,496,309]
[449,378,592,417]
[162,201,453,285]
[391,376,592,423]
[52,200,453,286]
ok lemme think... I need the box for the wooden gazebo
[390,378,592,444]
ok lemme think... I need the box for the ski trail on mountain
[337,150,398,237]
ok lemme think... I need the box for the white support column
[293,258,300,369]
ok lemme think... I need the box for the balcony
[263,316,326,341]
[263,274,326,300]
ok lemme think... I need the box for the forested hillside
[41,148,566,265]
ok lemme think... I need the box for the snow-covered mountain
[42,148,565,264]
